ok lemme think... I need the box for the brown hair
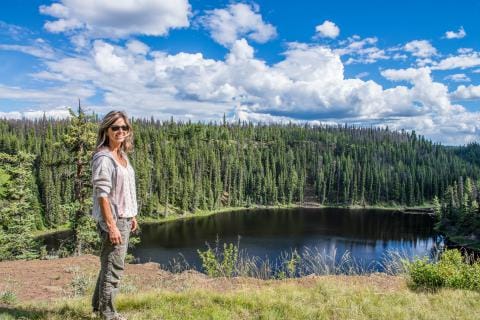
[95,110,134,153]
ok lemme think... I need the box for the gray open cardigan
[91,148,137,231]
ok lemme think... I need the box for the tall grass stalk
[193,240,416,279]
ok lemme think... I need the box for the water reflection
[132,208,440,271]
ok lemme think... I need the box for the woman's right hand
[98,197,122,245]
[108,226,122,245]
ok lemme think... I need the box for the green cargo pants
[92,218,132,320]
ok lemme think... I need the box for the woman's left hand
[131,217,138,232]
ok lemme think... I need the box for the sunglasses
[110,125,129,132]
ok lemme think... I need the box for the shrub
[438,250,469,289]
[406,249,480,291]
[198,242,238,277]
[277,250,301,279]
[406,258,444,289]
[68,269,92,297]
[0,290,17,305]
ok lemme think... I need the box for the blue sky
[0,0,480,145]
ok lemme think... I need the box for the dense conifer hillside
[435,176,480,248]
[1,117,479,232]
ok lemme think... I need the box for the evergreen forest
[1,112,480,258]
[434,176,480,248]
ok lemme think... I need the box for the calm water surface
[132,208,441,271]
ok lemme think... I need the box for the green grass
[0,290,17,305]
[1,277,479,320]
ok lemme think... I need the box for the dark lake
[131,208,442,272]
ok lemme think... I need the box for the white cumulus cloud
[0,108,71,120]
[384,112,480,145]
[433,51,480,70]
[335,37,388,64]
[444,73,470,82]
[43,17,83,33]
[4,34,480,144]
[315,20,340,39]
[404,40,437,58]
[93,40,129,73]
[199,3,277,47]
[451,85,480,100]
[445,27,466,39]
[126,39,149,55]
[381,67,459,115]
[39,0,191,38]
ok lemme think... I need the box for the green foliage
[405,258,444,289]
[198,242,239,277]
[432,195,441,218]
[0,152,40,260]
[406,249,480,291]
[73,214,100,254]
[277,250,302,279]
[286,250,301,277]
[61,107,98,255]
[0,168,9,198]
[197,247,218,277]
[435,176,480,245]
[129,234,141,247]
[39,245,48,260]
[125,231,141,263]
[0,290,17,305]
[69,271,92,297]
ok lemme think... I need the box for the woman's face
[107,117,129,147]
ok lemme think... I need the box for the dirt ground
[0,255,405,303]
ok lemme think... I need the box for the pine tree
[61,105,98,255]
[0,152,40,260]
[432,195,442,221]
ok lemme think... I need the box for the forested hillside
[455,142,480,167]
[1,116,479,232]
[435,176,480,248]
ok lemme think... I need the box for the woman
[91,111,138,320]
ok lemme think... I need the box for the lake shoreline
[443,233,480,252]
[35,202,435,239]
